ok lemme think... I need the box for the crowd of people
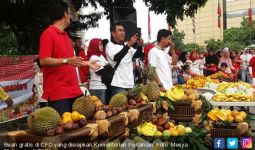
[30,1,255,116]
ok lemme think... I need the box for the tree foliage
[171,29,185,51]
[223,17,255,49]
[184,43,204,52]
[204,38,223,51]
[143,0,208,27]
[0,0,208,55]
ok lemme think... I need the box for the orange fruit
[71,111,81,122]
[227,114,234,123]
[234,115,243,123]
[238,111,247,120]
[170,130,179,137]
[62,112,72,118]
[176,126,185,136]
[61,117,73,124]
[231,110,239,117]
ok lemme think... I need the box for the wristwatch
[63,58,68,64]
[158,83,163,87]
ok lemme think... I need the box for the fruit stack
[137,114,192,137]
[207,108,247,123]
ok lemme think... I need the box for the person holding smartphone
[106,22,144,95]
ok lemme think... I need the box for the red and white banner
[0,55,37,111]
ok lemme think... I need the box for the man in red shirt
[39,2,99,115]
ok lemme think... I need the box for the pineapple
[127,84,142,100]
[145,65,160,101]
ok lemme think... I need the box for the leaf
[247,114,255,120]
[167,100,174,110]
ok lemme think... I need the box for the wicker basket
[211,128,241,138]
[168,101,195,122]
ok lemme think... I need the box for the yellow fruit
[168,122,175,128]
[61,117,73,124]
[207,111,218,121]
[62,112,72,118]
[238,111,247,119]
[215,110,227,121]
[79,115,86,119]
[176,126,185,136]
[91,95,99,102]
[234,115,244,123]
[71,111,81,122]
[231,110,239,117]
[227,114,234,123]
[170,130,179,137]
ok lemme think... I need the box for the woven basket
[168,101,195,122]
[211,128,241,138]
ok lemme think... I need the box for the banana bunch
[166,86,185,101]
[140,93,148,102]
[137,122,157,136]
[212,93,255,102]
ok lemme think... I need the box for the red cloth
[77,49,89,83]
[144,43,154,65]
[87,38,105,60]
[249,56,255,78]
[39,25,82,101]
[190,50,198,61]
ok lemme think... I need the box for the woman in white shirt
[87,38,108,104]
[188,51,204,75]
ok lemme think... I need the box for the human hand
[88,60,100,71]
[127,34,138,47]
[67,56,83,66]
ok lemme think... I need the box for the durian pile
[27,107,88,136]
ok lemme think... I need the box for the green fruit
[133,136,146,143]
[72,96,96,119]
[141,84,149,96]
[185,127,192,134]
[109,93,128,107]
[153,139,164,150]
[27,107,61,135]
[162,130,170,138]
[147,81,160,101]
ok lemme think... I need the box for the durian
[27,107,61,135]
[72,96,96,119]
[109,93,128,107]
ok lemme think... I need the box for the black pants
[48,94,83,115]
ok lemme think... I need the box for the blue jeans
[48,94,82,116]
[111,86,129,96]
[240,69,252,84]
[89,89,106,104]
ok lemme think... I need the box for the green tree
[184,43,204,52]
[204,38,223,51]
[171,29,185,51]
[223,17,255,49]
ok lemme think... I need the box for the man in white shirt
[240,48,252,83]
[148,29,177,91]
[106,22,143,95]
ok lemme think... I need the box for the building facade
[176,0,255,45]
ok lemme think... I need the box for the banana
[140,93,148,102]
[141,125,156,136]
[137,126,142,134]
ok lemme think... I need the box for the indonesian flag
[148,10,151,41]
[217,0,221,28]
[248,8,253,30]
